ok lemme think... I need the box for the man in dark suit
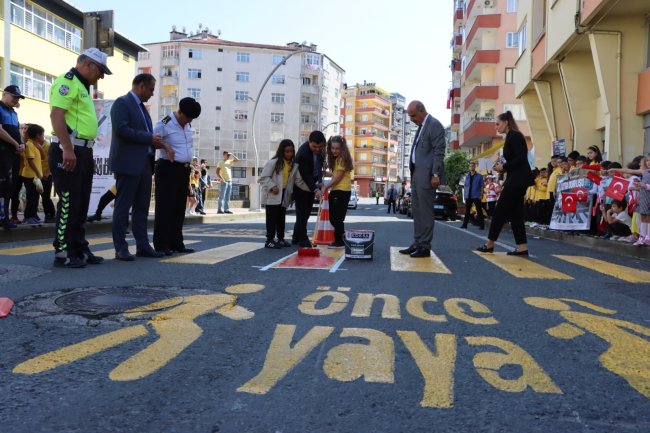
[292,130,325,247]
[399,101,446,258]
[109,73,173,261]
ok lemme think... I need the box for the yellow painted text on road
[554,255,650,283]
[390,247,451,273]
[474,251,572,279]
[162,242,261,264]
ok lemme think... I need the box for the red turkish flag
[562,193,578,213]
[586,170,601,185]
[605,175,629,201]
[574,187,589,202]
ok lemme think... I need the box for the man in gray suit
[399,101,446,258]
[109,73,173,261]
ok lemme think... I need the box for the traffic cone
[313,191,335,245]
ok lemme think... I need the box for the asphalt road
[1,199,649,433]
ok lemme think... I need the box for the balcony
[356,106,390,117]
[460,117,497,148]
[451,58,461,72]
[160,75,178,86]
[465,14,501,49]
[162,56,179,66]
[302,85,320,94]
[300,123,318,132]
[301,104,318,113]
[454,8,464,22]
[463,85,498,111]
[161,95,178,106]
[452,113,460,125]
[451,34,463,53]
[464,50,500,81]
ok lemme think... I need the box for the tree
[444,151,469,197]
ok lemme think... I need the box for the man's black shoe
[156,249,174,256]
[298,240,314,248]
[136,249,164,258]
[84,252,104,264]
[291,239,300,245]
[410,248,431,258]
[53,257,87,268]
[87,214,102,223]
[224,210,233,214]
[115,250,136,261]
[399,245,417,255]
[173,247,195,253]
[217,210,224,214]
[2,218,17,230]
[460,225,468,229]
[198,211,207,215]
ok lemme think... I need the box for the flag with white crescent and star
[605,175,629,201]
[562,192,578,213]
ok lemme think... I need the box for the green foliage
[444,151,469,196]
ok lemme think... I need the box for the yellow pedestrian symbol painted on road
[524,296,650,399]
[13,284,264,381]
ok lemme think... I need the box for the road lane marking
[91,240,200,260]
[161,242,260,264]
[473,251,572,279]
[553,255,650,283]
[0,237,113,256]
[390,247,451,274]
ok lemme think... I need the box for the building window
[188,68,202,79]
[503,104,526,120]
[301,95,311,104]
[138,52,150,61]
[505,67,515,84]
[10,63,54,101]
[187,88,201,99]
[301,114,310,124]
[271,112,284,123]
[518,21,528,57]
[122,52,130,62]
[272,55,285,65]
[233,130,248,140]
[506,32,519,48]
[233,152,247,160]
[346,127,353,135]
[162,44,179,58]
[232,167,247,178]
[234,110,248,120]
[236,72,250,82]
[189,48,202,59]
[10,0,82,53]
[235,91,249,101]
[305,53,321,68]
[271,74,285,84]
[270,131,284,142]
[236,52,251,63]
[271,93,285,104]
[507,0,518,12]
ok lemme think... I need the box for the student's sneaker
[264,240,281,249]
[644,236,650,246]
[276,240,292,248]
[23,217,40,225]
[618,235,636,243]
[2,218,17,230]
[53,257,87,268]
[610,236,620,241]
[633,238,647,247]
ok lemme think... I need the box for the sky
[69,0,453,124]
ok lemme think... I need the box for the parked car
[347,189,358,209]
[401,185,458,220]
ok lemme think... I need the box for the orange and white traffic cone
[312,191,335,245]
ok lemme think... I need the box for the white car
[347,189,358,209]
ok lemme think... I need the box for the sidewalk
[0,207,265,244]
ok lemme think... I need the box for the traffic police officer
[0,85,25,230]
[152,97,202,255]
[49,48,111,268]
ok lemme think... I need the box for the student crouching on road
[260,139,302,249]
[322,135,354,248]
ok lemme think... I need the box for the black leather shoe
[156,249,173,256]
[460,225,468,229]
[173,247,195,253]
[476,245,494,253]
[399,245,417,255]
[115,250,135,261]
[277,240,292,248]
[53,256,87,268]
[507,249,529,256]
[136,249,164,258]
[83,252,104,264]
[410,248,431,258]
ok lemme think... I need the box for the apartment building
[514,0,650,165]
[451,0,530,162]
[0,0,143,133]
[390,92,409,181]
[342,82,400,197]
[136,28,344,201]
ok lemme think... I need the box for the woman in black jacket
[477,111,533,256]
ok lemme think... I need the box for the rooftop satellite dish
[172,25,177,31]
[198,23,203,30]
[182,26,186,33]
[217,29,222,36]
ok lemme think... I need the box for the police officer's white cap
[82,48,113,75]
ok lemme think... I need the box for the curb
[0,211,265,244]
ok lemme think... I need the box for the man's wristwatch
[432,173,439,178]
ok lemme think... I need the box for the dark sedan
[402,185,458,220]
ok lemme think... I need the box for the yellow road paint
[224,283,265,294]
[161,241,259,264]
[13,326,149,374]
[89,240,201,260]
[0,237,113,256]
[405,297,448,323]
[554,255,650,283]
[323,328,394,383]
[390,247,451,274]
[298,291,349,316]
[443,298,499,325]
[351,293,401,319]
[466,336,562,394]
[473,251,572,280]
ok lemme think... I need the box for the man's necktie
[140,103,154,155]
[411,125,422,164]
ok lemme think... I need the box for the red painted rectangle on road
[0,297,14,319]
[277,254,337,269]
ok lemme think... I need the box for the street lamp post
[321,121,338,134]
[248,47,312,211]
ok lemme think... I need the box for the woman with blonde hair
[322,135,354,248]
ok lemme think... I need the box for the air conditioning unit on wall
[484,0,494,6]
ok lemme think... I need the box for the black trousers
[94,189,116,215]
[20,176,39,219]
[607,221,631,237]
[154,159,190,251]
[488,182,528,245]
[50,144,94,258]
[0,145,14,217]
[463,197,484,228]
[10,152,20,218]
[40,174,55,218]
[265,204,287,241]
[292,188,315,243]
[329,190,350,243]
[386,198,396,213]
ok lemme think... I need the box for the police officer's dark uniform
[50,48,111,267]
[0,85,25,230]
[152,97,201,255]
